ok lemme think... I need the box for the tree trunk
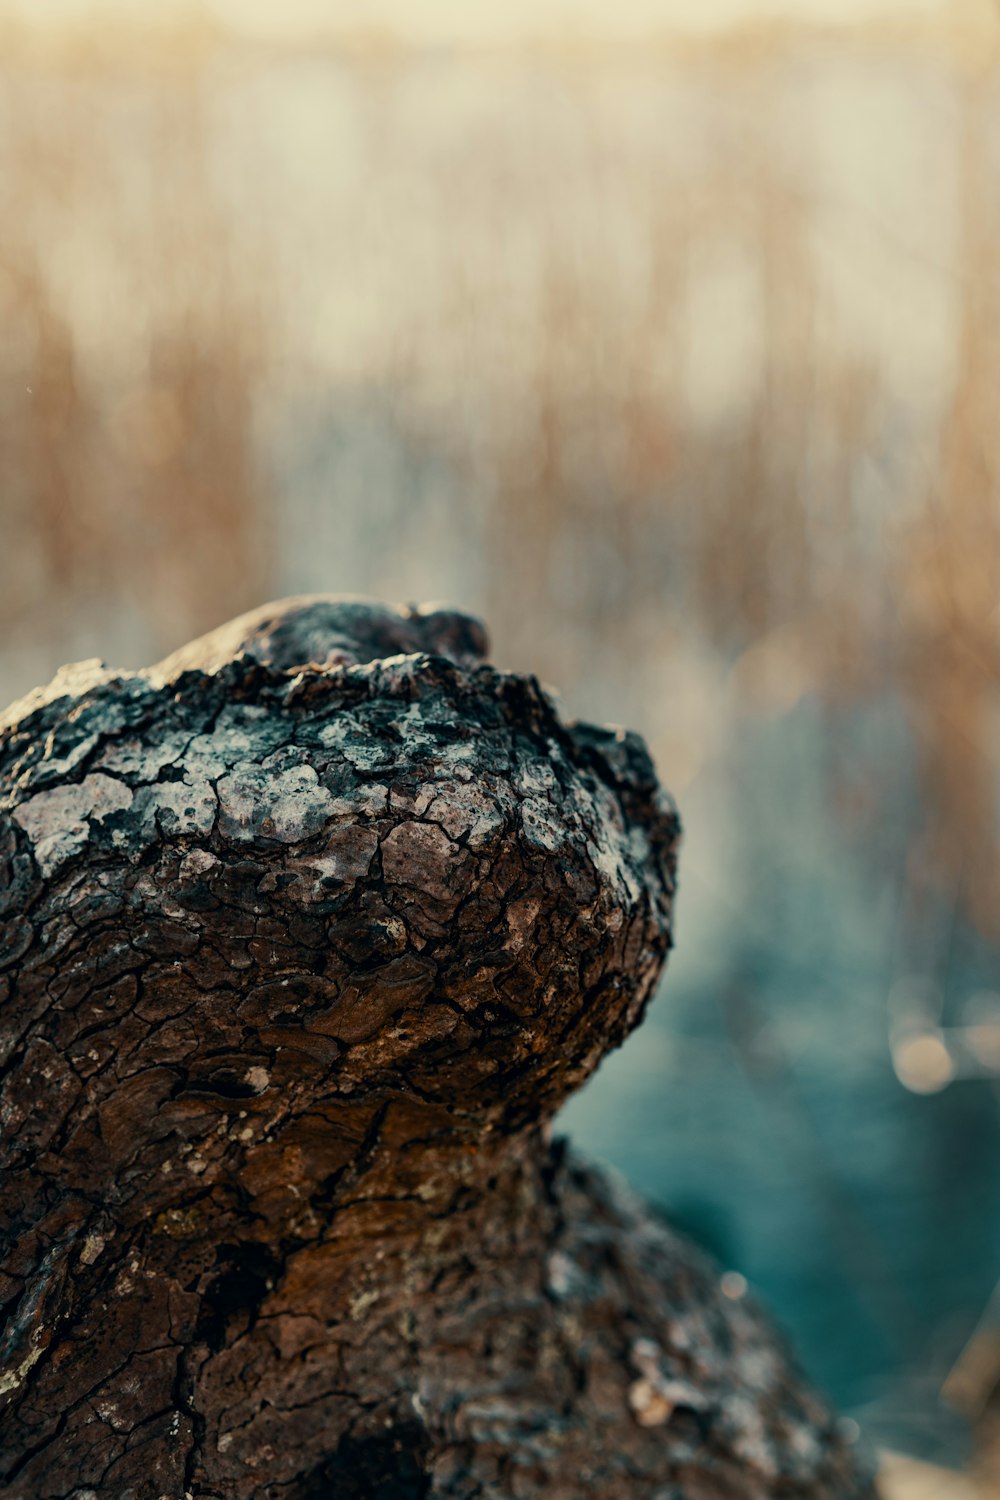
[0,598,874,1498]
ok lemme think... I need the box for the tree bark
[0,597,875,1498]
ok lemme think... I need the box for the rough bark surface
[0,596,875,1499]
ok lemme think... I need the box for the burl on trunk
[0,598,874,1499]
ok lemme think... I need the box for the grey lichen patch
[216,763,335,843]
[316,711,402,773]
[290,826,379,900]
[517,765,567,854]
[13,773,133,875]
[94,727,197,781]
[132,778,218,839]
[422,783,506,849]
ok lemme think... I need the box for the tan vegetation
[0,9,998,944]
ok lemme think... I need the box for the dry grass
[1,12,999,938]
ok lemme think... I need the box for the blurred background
[3,0,1000,1486]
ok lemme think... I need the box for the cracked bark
[0,596,875,1499]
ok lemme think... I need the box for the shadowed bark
[0,596,875,1498]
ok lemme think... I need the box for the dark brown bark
[0,597,874,1498]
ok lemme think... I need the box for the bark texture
[0,596,875,1498]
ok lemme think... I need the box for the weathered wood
[0,597,874,1498]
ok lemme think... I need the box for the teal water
[560,691,1000,1464]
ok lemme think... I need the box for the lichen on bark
[0,596,874,1498]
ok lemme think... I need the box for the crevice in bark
[302,1419,433,1500]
